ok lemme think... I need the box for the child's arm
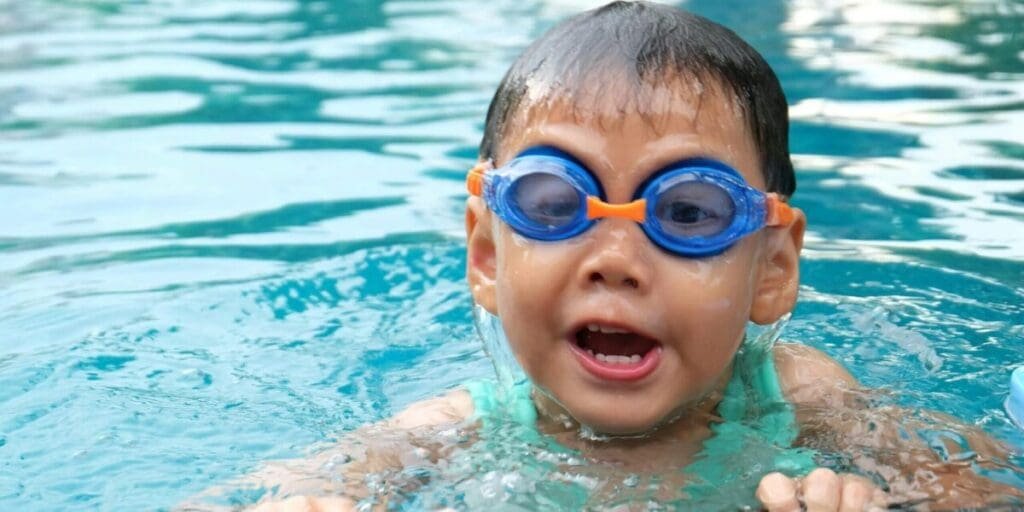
[762,342,1023,510]
[178,389,475,511]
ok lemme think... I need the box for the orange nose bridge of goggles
[586,196,647,222]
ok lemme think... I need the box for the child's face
[466,80,805,434]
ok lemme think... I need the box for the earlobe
[750,208,806,325]
[466,196,498,314]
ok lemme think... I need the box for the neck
[532,362,734,448]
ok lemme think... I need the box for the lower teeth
[591,351,642,364]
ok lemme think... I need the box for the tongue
[585,332,656,357]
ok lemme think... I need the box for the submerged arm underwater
[176,345,1024,511]
[771,343,1024,510]
[176,390,477,512]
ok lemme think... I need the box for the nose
[576,220,653,293]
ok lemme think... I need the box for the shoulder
[385,388,475,430]
[772,342,859,408]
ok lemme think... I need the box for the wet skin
[465,80,806,435]
[237,80,1023,512]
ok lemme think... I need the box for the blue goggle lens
[652,180,736,239]
[511,172,581,230]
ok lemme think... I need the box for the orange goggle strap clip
[586,196,647,223]
[765,193,795,227]
[466,162,488,197]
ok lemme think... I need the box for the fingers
[250,495,356,512]
[311,496,357,512]
[250,496,308,512]
[803,468,841,512]
[757,472,801,512]
[838,473,886,512]
[758,469,888,512]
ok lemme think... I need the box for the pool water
[1,0,1023,509]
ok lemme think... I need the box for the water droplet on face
[560,416,574,429]
[623,473,640,487]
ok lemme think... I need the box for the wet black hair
[479,1,795,196]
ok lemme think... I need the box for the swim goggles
[466,146,795,257]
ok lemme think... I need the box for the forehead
[496,75,764,191]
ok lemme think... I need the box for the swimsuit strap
[684,344,817,506]
[465,379,538,427]
[718,343,802,447]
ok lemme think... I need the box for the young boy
[239,2,1022,511]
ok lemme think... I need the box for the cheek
[667,247,758,308]
[495,231,543,304]
[662,239,762,353]
[492,229,574,341]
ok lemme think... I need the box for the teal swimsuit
[464,343,817,507]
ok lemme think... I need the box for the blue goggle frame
[467,146,794,257]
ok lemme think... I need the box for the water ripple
[1,0,1022,509]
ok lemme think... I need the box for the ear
[466,195,498,314]
[750,208,806,325]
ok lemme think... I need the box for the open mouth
[568,323,662,381]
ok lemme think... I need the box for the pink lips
[568,340,662,382]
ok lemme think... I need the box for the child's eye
[654,182,735,237]
[513,173,581,227]
[668,203,712,224]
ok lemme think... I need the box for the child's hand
[756,468,886,512]
[249,495,356,512]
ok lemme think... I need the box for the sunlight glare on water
[0,0,1022,510]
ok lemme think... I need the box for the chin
[570,405,666,436]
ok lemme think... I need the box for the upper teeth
[587,323,630,334]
